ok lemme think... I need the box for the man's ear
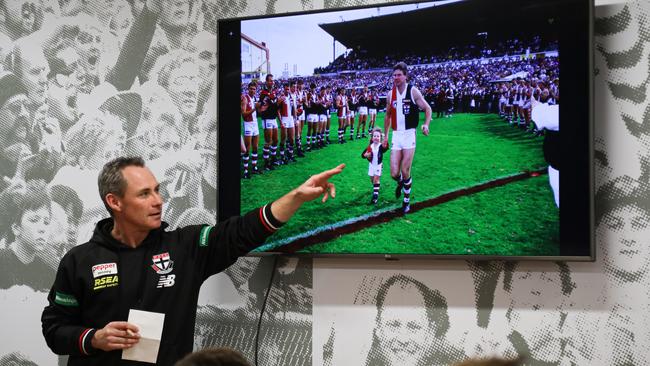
[105,193,122,214]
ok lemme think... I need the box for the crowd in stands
[314,35,557,74]
[0,0,218,292]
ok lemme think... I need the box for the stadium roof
[318,0,560,54]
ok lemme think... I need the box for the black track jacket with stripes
[41,205,281,366]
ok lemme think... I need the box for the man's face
[167,61,200,118]
[14,206,51,253]
[49,201,79,250]
[392,69,406,87]
[160,0,191,29]
[4,0,40,35]
[599,205,650,278]
[114,166,163,230]
[150,121,181,160]
[376,285,433,366]
[196,47,216,81]
[47,47,79,131]
[0,94,30,146]
[19,45,49,106]
[248,85,256,96]
[75,25,103,73]
[265,76,273,88]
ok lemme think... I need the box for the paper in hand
[122,309,165,364]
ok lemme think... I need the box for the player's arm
[412,87,432,136]
[241,96,252,117]
[383,92,392,145]
[361,146,371,159]
[257,95,268,113]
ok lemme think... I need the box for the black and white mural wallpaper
[1,0,650,365]
[0,0,217,364]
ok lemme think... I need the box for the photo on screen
[218,0,592,259]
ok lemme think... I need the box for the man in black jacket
[41,156,344,365]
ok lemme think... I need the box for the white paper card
[122,309,165,364]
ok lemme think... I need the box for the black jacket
[41,204,281,365]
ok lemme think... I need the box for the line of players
[497,77,559,133]
[241,74,382,179]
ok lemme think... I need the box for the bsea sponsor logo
[93,275,119,290]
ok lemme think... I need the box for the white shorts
[358,106,368,115]
[391,129,416,151]
[298,110,305,121]
[263,119,278,129]
[243,121,259,136]
[369,108,377,115]
[348,110,355,118]
[319,114,327,123]
[513,100,521,106]
[368,163,383,177]
[522,101,531,109]
[281,116,295,128]
[307,114,319,123]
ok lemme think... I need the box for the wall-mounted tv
[217,0,593,260]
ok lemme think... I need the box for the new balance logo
[157,274,176,288]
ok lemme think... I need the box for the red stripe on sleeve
[78,328,92,355]
[258,207,275,233]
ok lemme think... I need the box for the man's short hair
[247,82,256,88]
[97,156,146,216]
[265,74,273,82]
[393,62,408,76]
[155,50,197,90]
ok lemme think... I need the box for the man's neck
[111,221,150,248]
[396,82,407,93]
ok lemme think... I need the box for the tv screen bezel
[217,0,595,261]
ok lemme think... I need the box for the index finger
[313,164,345,180]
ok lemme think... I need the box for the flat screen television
[217,0,593,260]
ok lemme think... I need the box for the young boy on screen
[362,129,389,204]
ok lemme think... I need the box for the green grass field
[241,112,559,256]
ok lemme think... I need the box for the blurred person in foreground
[174,346,251,366]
